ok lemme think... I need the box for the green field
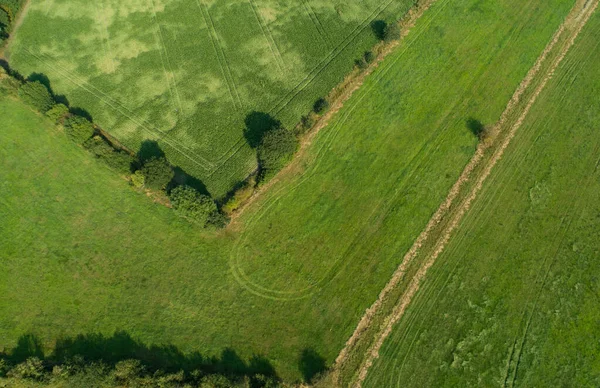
[0,0,580,384]
[363,9,600,387]
[6,0,414,197]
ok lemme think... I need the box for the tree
[257,127,298,180]
[313,98,329,115]
[384,22,401,42]
[63,115,95,144]
[169,185,220,227]
[140,156,173,190]
[18,81,54,112]
[45,103,69,123]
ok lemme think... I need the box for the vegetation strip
[339,0,600,385]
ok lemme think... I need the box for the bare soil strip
[341,0,599,386]
[229,0,439,226]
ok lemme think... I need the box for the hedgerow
[0,356,284,388]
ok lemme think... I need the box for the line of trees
[0,356,284,388]
[2,65,228,229]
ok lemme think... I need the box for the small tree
[18,81,54,112]
[384,22,401,42]
[140,156,173,190]
[257,127,298,180]
[169,185,219,227]
[64,115,95,144]
[313,98,329,115]
[364,50,375,64]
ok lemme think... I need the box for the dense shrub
[63,115,94,144]
[384,22,401,42]
[18,81,54,112]
[257,127,298,180]
[313,98,329,115]
[169,185,221,227]
[84,136,134,173]
[364,50,375,64]
[141,156,174,190]
[45,103,69,123]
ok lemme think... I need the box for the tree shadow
[466,117,485,138]
[70,106,93,122]
[137,139,166,164]
[2,331,279,383]
[371,19,387,40]
[25,72,70,106]
[243,111,281,148]
[171,166,210,197]
[298,348,326,384]
[7,334,44,364]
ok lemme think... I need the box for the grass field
[5,0,414,197]
[0,0,577,383]
[362,8,600,387]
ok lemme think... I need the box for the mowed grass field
[0,0,576,382]
[6,0,413,197]
[363,9,600,388]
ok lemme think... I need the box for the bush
[130,170,145,189]
[384,22,401,42]
[45,103,69,123]
[257,127,298,180]
[298,114,316,134]
[113,359,144,382]
[222,177,256,214]
[364,50,375,64]
[355,57,368,70]
[7,357,45,380]
[63,115,95,144]
[140,156,173,190]
[313,98,329,115]
[83,136,135,174]
[18,81,54,112]
[169,185,221,227]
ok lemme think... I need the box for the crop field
[0,0,583,384]
[362,7,600,387]
[5,0,414,197]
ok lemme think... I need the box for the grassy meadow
[363,9,600,387]
[0,0,578,383]
[6,0,414,197]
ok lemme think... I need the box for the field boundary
[229,0,440,223]
[332,0,599,385]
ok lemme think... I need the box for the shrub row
[10,74,228,229]
[0,356,284,388]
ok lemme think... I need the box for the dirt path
[339,0,599,386]
[228,0,439,226]
[0,0,31,60]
